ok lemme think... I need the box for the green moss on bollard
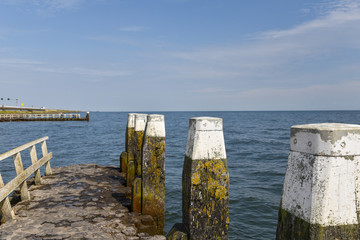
[132,177,142,213]
[126,127,135,156]
[126,154,135,187]
[135,131,145,176]
[142,136,166,235]
[276,208,360,240]
[183,156,229,240]
[120,151,128,174]
[166,223,188,240]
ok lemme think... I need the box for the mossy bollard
[167,117,229,240]
[142,114,166,235]
[120,152,128,175]
[126,113,136,155]
[276,123,360,240]
[134,114,147,176]
[120,113,136,175]
[126,154,135,187]
[132,177,142,213]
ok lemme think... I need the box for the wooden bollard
[141,114,166,235]
[167,117,229,240]
[276,123,360,239]
[134,113,147,176]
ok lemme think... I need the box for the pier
[0,112,89,122]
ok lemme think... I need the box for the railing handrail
[0,136,49,162]
[0,152,53,203]
[0,137,53,222]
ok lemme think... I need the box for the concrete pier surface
[0,164,165,240]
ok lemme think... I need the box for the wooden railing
[0,137,53,222]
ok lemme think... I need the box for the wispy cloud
[0,58,131,78]
[1,0,83,16]
[119,26,145,32]
[87,35,139,46]
[164,0,360,85]
[189,88,233,93]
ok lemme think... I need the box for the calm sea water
[1,111,360,239]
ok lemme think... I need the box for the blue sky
[1,0,360,111]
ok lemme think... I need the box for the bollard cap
[127,113,136,128]
[290,123,360,156]
[189,117,223,131]
[147,114,164,122]
[186,117,226,160]
[135,114,147,131]
[145,114,165,137]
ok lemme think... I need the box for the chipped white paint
[185,117,226,160]
[145,114,165,137]
[291,123,360,156]
[127,113,136,128]
[134,114,147,131]
[281,123,360,226]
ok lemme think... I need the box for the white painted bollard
[277,123,360,239]
[167,117,229,240]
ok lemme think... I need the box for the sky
[1,0,360,111]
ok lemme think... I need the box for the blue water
[1,111,360,239]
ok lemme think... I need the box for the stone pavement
[0,164,165,240]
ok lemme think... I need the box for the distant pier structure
[0,112,90,122]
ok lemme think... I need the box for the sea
[1,111,360,239]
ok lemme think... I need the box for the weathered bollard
[276,123,360,239]
[131,114,147,210]
[126,113,136,156]
[141,114,166,235]
[120,113,135,173]
[134,114,147,176]
[167,117,229,240]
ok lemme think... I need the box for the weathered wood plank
[30,145,42,185]
[13,152,31,201]
[0,137,49,162]
[0,152,52,203]
[0,174,15,221]
[41,141,52,176]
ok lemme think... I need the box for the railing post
[0,174,15,222]
[41,140,52,176]
[30,145,42,185]
[13,152,31,201]
[141,114,166,234]
[167,117,229,240]
[276,123,360,239]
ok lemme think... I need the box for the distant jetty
[0,106,89,122]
